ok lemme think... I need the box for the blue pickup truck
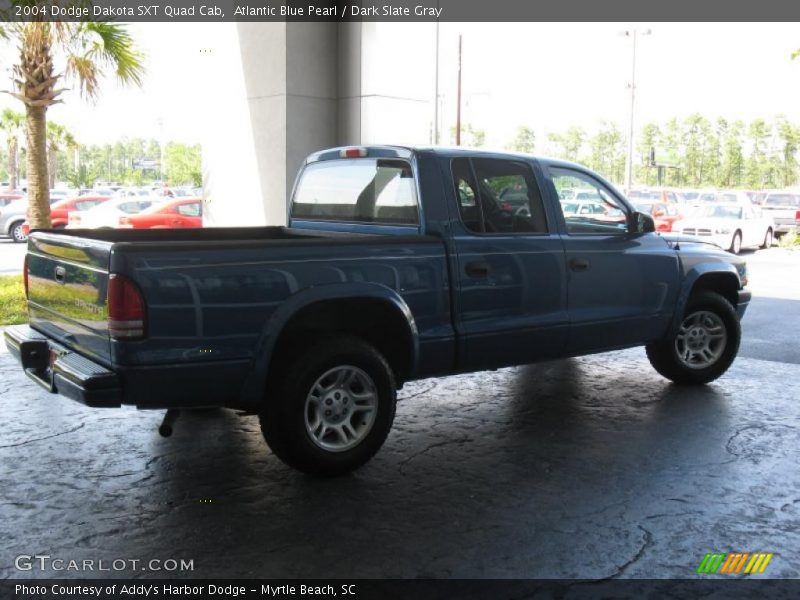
[5,146,751,475]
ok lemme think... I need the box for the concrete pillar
[200,23,266,227]
[203,23,436,227]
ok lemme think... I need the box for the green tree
[508,126,536,153]
[0,20,144,227]
[46,121,77,189]
[776,116,799,187]
[635,122,660,185]
[0,109,24,192]
[66,163,96,189]
[745,119,771,188]
[449,124,486,148]
[586,123,625,183]
[717,119,745,187]
[164,143,202,186]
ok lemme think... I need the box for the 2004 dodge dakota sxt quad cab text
[5,146,751,475]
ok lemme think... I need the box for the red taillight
[23,255,29,298]
[795,209,800,221]
[339,147,368,158]
[107,274,145,340]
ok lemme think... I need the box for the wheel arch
[668,264,742,338]
[240,283,419,407]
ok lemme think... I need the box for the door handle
[464,260,491,278]
[569,258,590,272]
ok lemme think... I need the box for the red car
[118,197,203,229]
[630,201,683,232]
[23,195,111,234]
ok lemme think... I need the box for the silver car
[0,199,29,243]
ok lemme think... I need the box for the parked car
[630,201,683,232]
[0,192,24,209]
[674,203,774,253]
[117,197,203,229]
[5,146,751,476]
[760,193,800,237]
[628,189,682,204]
[67,197,164,229]
[23,195,111,234]
[2,195,72,242]
[0,198,30,243]
[560,199,608,217]
[48,189,75,203]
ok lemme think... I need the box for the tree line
[0,113,202,190]
[507,115,800,190]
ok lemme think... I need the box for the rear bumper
[737,289,752,319]
[4,325,122,407]
[4,325,253,409]
[774,222,798,235]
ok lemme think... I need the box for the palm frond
[65,55,99,99]
[82,22,145,87]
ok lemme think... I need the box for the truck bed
[24,226,450,409]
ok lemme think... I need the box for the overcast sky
[2,22,799,147]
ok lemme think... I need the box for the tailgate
[26,233,113,366]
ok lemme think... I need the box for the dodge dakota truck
[5,146,751,475]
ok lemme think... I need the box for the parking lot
[1,247,799,579]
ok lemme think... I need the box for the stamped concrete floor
[1,339,799,580]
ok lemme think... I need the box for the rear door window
[451,157,549,234]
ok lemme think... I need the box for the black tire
[729,231,742,254]
[646,292,741,385]
[761,228,773,249]
[9,221,26,243]
[260,336,396,476]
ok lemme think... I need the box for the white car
[674,203,775,254]
[66,197,164,229]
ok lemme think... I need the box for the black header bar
[3,0,800,22]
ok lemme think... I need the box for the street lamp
[621,28,651,195]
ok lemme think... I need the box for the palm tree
[0,21,144,227]
[46,121,78,189]
[0,109,24,192]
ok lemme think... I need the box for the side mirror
[633,211,656,233]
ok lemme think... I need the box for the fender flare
[667,262,742,338]
[239,282,419,406]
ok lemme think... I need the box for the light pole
[621,28,651,195]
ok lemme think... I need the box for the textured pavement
[2,340,799,580]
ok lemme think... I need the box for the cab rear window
[291,158,419,225]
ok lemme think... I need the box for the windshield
[764,194,800,207]
[697,205,742,219]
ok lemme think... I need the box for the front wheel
[260,336,397,476]
[646,292,741,385]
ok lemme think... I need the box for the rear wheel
[761,228,773,249]
[260,336,397,476]
[729,231,742,254]
[646,292,741,385]
[9,221,26,243]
